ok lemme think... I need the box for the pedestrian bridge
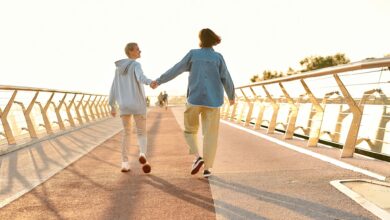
[1,58,390,219]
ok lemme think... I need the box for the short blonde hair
[124,42,137,57]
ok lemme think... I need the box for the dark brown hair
[199,28,221,48]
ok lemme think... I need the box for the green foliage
[250,74,261,83]
[299,53,350,72]
[262,70,284,80]
[286,67,297,76]
[250,53,351,82]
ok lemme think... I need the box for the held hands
[150,80,159,89]
[229,99,235,105]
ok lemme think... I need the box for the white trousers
[120,114,147,162]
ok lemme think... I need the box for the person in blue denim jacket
[155,28,235,178]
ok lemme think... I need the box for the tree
[250,74,261,83]
[262,70,283,80]
[249,53,350,82]
[299,53,350,72]
[286,67,297,76]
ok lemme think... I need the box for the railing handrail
[0,85,106,96]
[237,57,390,89]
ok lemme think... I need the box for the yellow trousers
[184,104,220,170]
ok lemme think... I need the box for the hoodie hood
[115,59,135,75]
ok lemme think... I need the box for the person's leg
[133,114,151,173]
[120,115,132,172]
[133,114,147,155]
[201,107,220,172]
[184,104,204,174]
[184,104,201,156]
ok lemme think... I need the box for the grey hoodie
[109,59,152,115]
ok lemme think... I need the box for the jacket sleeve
[156,51,192,85]
[219,55,235,100]
[134,62,153,85]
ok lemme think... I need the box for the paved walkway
[1,106,390,219]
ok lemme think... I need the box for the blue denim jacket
[156,48,235,108]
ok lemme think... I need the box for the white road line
[221,120,386,181]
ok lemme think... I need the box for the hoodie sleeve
[134,62,153,85]
[108,77,116,110]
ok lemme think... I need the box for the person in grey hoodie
[109,42,156,173]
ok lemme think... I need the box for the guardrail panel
[0,86,110,154]
[227,58,390,159]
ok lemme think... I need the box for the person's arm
[108,77,117,116]
[156,51,192,85]
[134,63,153,85]
[219,55,235,104]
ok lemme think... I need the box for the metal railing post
[262,85,279,134]
[236,97,246,123]
[14,91,39,138]
[229,92,238,121]
[98,97,107,118]
[248,87,261,128]
[254,97,266,130]
[37,92,55,134]
[300,79,324,147]
[64,94,77,127]
[103,99,110,117]
[94,96,103,119]
[82,95,92,123]
[75,94,85,125]
[222,98,231,119]
[0,90,17,144]
[242,88,254,126]
[279,83,298,139]
[52,93,67,130]
[220,98,227,115]
[333,74,362,157]
[89,95,97,120]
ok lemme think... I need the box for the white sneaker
[121,162,130,172]
[203,169,211,178]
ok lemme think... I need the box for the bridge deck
[1,106,390,219]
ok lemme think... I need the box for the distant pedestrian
[158,92,164,107]
[153,28,235,178]
[146,96,150,107]
[109,42,157,173]
[162,91,168,110]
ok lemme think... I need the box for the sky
[1,0,390,96]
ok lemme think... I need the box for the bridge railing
[222,58,390,159]
[0,85,110,154]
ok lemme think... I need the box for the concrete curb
[330,179,390,220]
